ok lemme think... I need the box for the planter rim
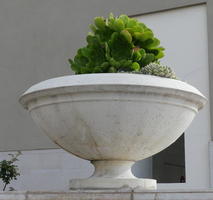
[19,73,207,110]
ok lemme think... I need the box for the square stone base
[0,188,213,200]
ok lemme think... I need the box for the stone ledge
[0,189,213,200]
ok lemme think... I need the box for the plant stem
[3,183,7,191]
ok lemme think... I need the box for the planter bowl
[19,73,206,190]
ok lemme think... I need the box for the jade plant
[69,13,176,79]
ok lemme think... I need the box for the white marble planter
[19,73,206,190]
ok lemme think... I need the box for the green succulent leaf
[146,38,160,49]
[108,18,125,32]
[89,24,97,33]
[155,50,165,59]
[132,51,142,61]
[118,15,129,26]
[131,62,140,71]
[139,53,156,67]
[94,17,106,30]
[139,48,146,58]
[120,59,132,67]
[108,66,117,72]
[126,18,137,28]
[108,13,114,21]
[120,29,132,43]
[134,31,154,42]
[95,27,114,42]
[109,32,132,61]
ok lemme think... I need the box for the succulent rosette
[140,62,176,79]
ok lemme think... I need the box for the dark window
[152,133,185,183]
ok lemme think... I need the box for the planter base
[70,160,156,190]
[70,178,156,190]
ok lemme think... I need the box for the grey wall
[0,0,210,151]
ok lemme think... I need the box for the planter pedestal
[70,161,156,189]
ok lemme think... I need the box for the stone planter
[19,73,206,190]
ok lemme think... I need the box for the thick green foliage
[69,13,165,74]
[0,151,21,191]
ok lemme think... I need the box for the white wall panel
[136,4,211,189]
[0,149,94,191]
